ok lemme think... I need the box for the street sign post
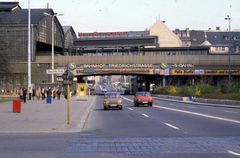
[46,69,65,74]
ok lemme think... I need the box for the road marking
[128,108,133,111]
[165,123,180,130]
[123,97,240,124]
[153,105,240,124]
[228,150,240,156]
[224,110,238,114]
[141,113,149,117]
[122,96,133,102]
[168,103,173,105]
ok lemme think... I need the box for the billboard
[76,83,88,101]
[169,69,240,75]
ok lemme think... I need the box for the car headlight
[118,100,123,104]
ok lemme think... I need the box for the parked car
[103,92,123,110]
[102,87,107,93]
[133,91,153,107]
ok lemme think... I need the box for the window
[234,36,239,40]
[222,47,225,51]
[215,47,218,51]
[224,36,229,40]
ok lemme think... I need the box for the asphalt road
[1,85,240,158]
[83,95,240,138]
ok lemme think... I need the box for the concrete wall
[36,55,240,67]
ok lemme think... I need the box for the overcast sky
[5,0,240,33]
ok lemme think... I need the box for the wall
[36,55,240,67]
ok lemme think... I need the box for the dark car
[103,92,123,110]
[133,91,153,107]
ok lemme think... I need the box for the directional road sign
[46,69,65,74]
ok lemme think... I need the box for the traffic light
[62,70,73,85]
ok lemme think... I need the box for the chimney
[216,27,220,31]
[208,28,211,31]
[186,28,189,36]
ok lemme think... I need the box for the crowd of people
[17,87,62,103]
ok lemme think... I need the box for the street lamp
[225,15,231,87]
[44,12,64,83]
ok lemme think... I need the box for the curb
[152,95,240,109]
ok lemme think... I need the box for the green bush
[227,87,240,94]
[197,84,219,94]
[153,84,221,96]
[185,87,195,96]
[221,85,228,94]
[153,86,164,94]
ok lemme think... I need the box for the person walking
[19,87,23,102]
[57,89,61,100]
[41,87,45,100]
[32,87,36,100]
[28,87,32,100]
[53,91,56,100]
[36,88,40,100]
[22,87,27,103]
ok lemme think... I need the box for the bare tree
[0,39,13,80]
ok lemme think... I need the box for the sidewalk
[0,95,97,134]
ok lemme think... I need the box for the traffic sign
[46,69,65,74]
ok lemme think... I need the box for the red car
[134,91,153,107]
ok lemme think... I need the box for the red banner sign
[78,31,129,37]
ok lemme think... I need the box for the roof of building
[189,30,205,46]
[73,36,158,47]
[0,2,52,25]
[62,26,72,33]
[0,2,21,11]
[206,31,240,46]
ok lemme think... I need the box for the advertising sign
[76,83,88,101]
[170,68,240,76]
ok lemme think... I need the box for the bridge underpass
[72,67,165,94]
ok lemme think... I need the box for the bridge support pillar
[162,76,166,87]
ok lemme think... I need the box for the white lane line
[128,108,133,111]
[168,103,173,105]
[153,105,240,124]
[141,113,149,118]
[122,97,133,102]
[228,150,240,156]
[165,123,180,130]
[224,110,238,114]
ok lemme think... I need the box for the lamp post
[225,15,231,87]
[44,12,64,83]
[28,0,31,89]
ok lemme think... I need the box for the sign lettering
[170,69,240,75]
[78,31,129,37]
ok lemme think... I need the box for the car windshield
[105,93,120,98]
[137,92,151,96]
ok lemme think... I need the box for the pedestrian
[53,91,56,100]
[19,87,23,102]
[47,87,52,96]
[28,87,32,100]
[22,87,27,103]
[41,87,45,100]
[32,87,36,100]
[36,88,40,100]
[57,89,61,100]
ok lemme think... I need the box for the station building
[0,1,239,92]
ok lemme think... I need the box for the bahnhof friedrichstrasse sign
[73,68,164,76]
